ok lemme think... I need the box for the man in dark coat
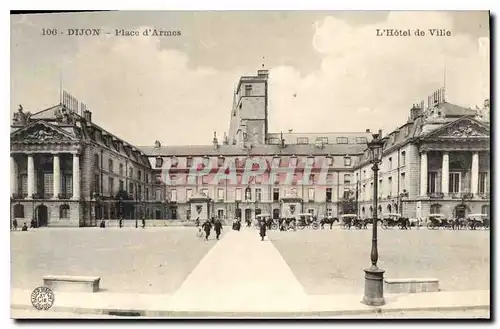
[201,219,212,241]
[22,223,28,231]
[259,220,267,241]
[12,218,18,231]
[214,219,223,240]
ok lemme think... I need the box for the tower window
[245,85,252,97]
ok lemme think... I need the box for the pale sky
[10,11,489,146]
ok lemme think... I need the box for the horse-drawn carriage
[381,213,409,230]
[320,216,339,229]
[426,214,454,230]
[466,213,490,230]
[296,213,319,230]
[340,214,367,229]
[255,214,278,230]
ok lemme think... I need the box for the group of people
[197,217,223,241]
[11,218,32,231]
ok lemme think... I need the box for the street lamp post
[363,131,386,306]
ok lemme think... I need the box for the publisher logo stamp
[31,286,55,310]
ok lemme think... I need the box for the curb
[11,303,490,318]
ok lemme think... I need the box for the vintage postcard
[9,10,490,319]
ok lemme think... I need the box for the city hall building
[10,69,490,226]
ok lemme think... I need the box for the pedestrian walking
[12,218,18,231]
[142,218,146,229]
[259,219,267,241]
[202,219,212,241]
[214,218,223,240]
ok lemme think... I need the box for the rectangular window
[218,188,224,201]
[170,189,177,202]
[119,163,124,176]
[273,188,280,201]
[449,172,460,193]
[344,157,352,166]
[108,159,113,173]
[236,188,242,201]
[93,174,99,194]
[344,174,351,184]
[43,173,54,197]
[326,173,333,183]
[326,156,333,166]
[217,157,224,167]
[255,175,262,184]
[289,157,298,166]
[388,177,392,196]
[297,137,309,144]
[129,168,133,178]
[336,137,348,144]
[129,182,134,195]
[202,175,210,184]
[400,173,406,192]
[119,180,124,191]
[379,179,383,198]
[108,177,114,196]
[388,157,392,170]
[156,188,162,201]
[255,188,262,201]
[428,172,438,193]
[326,188,332,202]
[186,189,193,200]
[308,188,315,202]
[268,138,280,145]
[318,137,329,144]
[186,157,193,167]
[245,85,252,96]
[306,157,315,167]
[138,170,142,181]
[272,157,281,167]
[479,172,488,194]
[401,151,406,166]
[356,137,367,144]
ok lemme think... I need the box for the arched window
[394,204,399,214]
[361,207,365,214]
[59,204,70,219]
[13,204,24,218]
[378,205,382,213]
[430,204,441,214]
[369,206,373,215]
[481,205,490,217]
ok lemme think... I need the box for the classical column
[72,154,80,200]
[471,152,479,195]
[11,155,18,196]
[27,154,35,199]
[419,152,428,196]
[441,152,449,195]
[53,154,61,199]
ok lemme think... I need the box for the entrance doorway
[244,209,251,221]
[217,209,224,219]
[36,205,48,227]
[273,208,280,219]
[455,204,467,219]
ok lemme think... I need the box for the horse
[320,217,339,230]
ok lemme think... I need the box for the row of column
[419,151,479,196]
[10,153,80,200]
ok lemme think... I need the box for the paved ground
[269,227,490,294]
[11,227,218,294]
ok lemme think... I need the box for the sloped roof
[139,142,367,157]
[438,102,476,117]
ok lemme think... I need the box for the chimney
[257,69,269,79]
[83,110,92,122]
[378,129,383,138]
[213,132,219,149]
[409,104,423,121]
[365,129,371,133]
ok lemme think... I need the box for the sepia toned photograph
[9,10,490,319]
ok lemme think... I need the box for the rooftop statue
[12,105,32,126]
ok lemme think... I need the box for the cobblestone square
[269,227,490,294]
[11,227,218,294]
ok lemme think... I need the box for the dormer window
[337,137,348,144]
[186,157,193,168]
[171,157,178,168]
[155,157,163,168]
[344,156,352,166]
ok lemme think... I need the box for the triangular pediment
[422,117,490,140]
[10,120,80,143]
